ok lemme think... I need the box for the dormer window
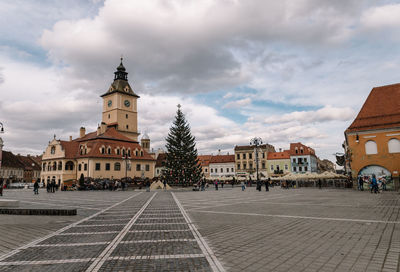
[101,146,105,154]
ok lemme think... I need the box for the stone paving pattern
[0,187,399,271]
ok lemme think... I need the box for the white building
[209,155,235,178]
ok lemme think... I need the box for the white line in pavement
[32,242,110,247]
[86,192,157,272]
[120,239,196,243]
[172,192,225,272]
[137,217,184,220]
[191,210,400,224]
[0,192,143,262]
[134,223,187,225]
[0,258,94,266]
[128,230,191,233]
[106,254,205,260]
[75,224,126,227]
[57,231,120,236]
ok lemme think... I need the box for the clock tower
[101,59,140,141]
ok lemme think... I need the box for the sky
[1,0,400,164]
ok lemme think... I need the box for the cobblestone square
[0,187,399,271]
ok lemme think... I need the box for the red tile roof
[54,127,154,161]
[289,143,315,156]
[197,155,212,167]
[347,83,400,133]
[1,151,25,168]
[267,151,290,160]
[209,155,235,163]
[16,155,41,170]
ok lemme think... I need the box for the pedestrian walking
[146,179,151,192]
[221,181,224,189]
[371,175,378,194]
[201,179,206,191]
[231,179,235,188]
[382,178,387,191]
[33,180,39,195]
[241,180,245,191]
[265,179,269,192]
[318,179,322,189]
[0,178,3,196]
[358,176,364,191]
[215,180,218,190]
[163,179,167,190]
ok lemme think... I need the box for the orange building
[345,83,400,190]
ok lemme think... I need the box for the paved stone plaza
[0,187,399,272]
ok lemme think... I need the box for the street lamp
[250,137,263,183]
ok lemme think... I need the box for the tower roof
[101,58,140,98]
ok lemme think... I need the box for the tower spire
[114,57,128,81]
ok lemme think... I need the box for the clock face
[124,100,130,107]
[107,100,112,107]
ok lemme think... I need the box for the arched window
[58,161,62,170]
[101,146,105,154]
[141,151,143,156]
[114,162,121,171]
[365,140,378,155]
[388,138,400,153]
[42,163,46,172]
[65,161,74,171]
[116,148,120,155]
[51,146,55,154]
[122,149,126,156]
[135,150,138,156]
[107,147,111,154]
[300,148,304,154]
[52,162,57,171]
[128,149,131,157]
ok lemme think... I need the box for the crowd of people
[358,174,389,193]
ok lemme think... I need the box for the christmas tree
[162,105,203,186]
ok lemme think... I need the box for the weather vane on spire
[177,104,181,109]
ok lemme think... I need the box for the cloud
[361,4,400,30]
[223,98,252,109]
[263,106,356,124]
[39,0,364,95]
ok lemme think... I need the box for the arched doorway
[358,165,393,190]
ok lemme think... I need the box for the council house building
[41,59,156,186]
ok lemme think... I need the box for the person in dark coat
[33,180,39,195]
[265,179,269,192]
[318,179,322,189]
[0,178,3,196]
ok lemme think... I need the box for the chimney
[100,122,107,134]
[69,136,72,141]
[80,127,86,138]
[279,148,282,152]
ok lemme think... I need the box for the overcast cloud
[1,0,400,164]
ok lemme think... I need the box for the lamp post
[250,137,263,183]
